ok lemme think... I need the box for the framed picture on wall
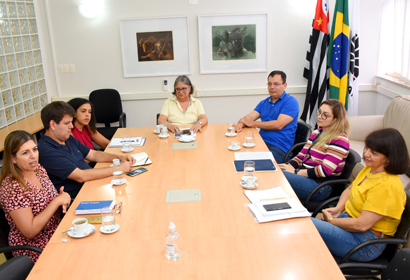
[119,16,191,77]
[198,13,268,74]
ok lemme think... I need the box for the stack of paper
[131,152,152,166]
[244,187,311,223]
[108,137,146,147]
[75,200,116,214]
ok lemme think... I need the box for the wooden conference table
[0,112,43,152]
[27,124,344,280]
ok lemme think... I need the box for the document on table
[108,137,144,147]
[234,152,275,161]
[244,187,311,223]
[131,152,152,166]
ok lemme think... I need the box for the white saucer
[179,136,196,142]
[100,223,120,234]
[241,175,257,181]
[240,181,258,189]
[158,134,170,138]
[242,142,256,148]
[225,132,237,137]
[153,130,160,134]
[121,147,134,152]
[111,178,127,186]
[228,145,241,151]
[68,224,96,238]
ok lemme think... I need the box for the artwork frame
[119,16,191,77]
[198,13,268,74]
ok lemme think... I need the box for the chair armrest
[304,179,351,206]
[284,142,306,163]
[340,238,408,263]
[0,245,43,254]
[119,112,126,128]
[312,196,341,217]
[338,262,387,271]
[348,115,384,141]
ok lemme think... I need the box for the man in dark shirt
[38,101,135,198]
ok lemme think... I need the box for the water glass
[122,135,132,152]
[227,122,235,135]
[244,131,254,145]
[160,126,168,137]
[112,165,124,185]
[101,206,116,232]
[244,161,255,178]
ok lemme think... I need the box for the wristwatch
[294,168,300,174]
[197,121,203,126]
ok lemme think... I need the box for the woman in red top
[0,131,71,262]
[68,98,109,150]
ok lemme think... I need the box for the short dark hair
[41,101,75,130]
[67,98,97,133]
[364,128,410,174]
[172,75,194,96]
[268,70,287,83]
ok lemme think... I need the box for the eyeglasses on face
[316,109,331,120]
[267,82,284,87]
[175,87,189,92]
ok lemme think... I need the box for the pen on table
[144,157,149,164]
[260,197,287,201]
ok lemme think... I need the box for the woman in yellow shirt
[312,128,409,261]
[158,75,208,133]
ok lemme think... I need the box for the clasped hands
[321,207,342,223]
[166,122,202,133]
[235,117,255,133]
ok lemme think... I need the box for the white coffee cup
[246,176,256,188]
[72,218,88,236]
[155,125,162,133]
[231,141,239,149]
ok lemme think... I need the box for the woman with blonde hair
[279,99,350,201]
[0,130,70,262]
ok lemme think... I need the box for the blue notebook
[75,200,115,214]
[233,159,276,172]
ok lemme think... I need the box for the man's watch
[197,121,203,126]
[294,168,300,174]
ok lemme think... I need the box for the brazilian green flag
[328,0,349,108]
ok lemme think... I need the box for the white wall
[34,0,392,127]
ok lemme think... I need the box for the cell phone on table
[263,202,291,211]
[126,167,148,177]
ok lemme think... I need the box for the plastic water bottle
[165,222,182,260]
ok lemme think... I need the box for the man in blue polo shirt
[235,70,299,163]
[37,101,136,198]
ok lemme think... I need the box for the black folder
[233,159,276,172]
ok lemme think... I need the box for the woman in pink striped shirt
[279,99,350,201]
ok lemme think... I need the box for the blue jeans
[264,142,286,164]
[312,213,386,262]
[283,171,332,201]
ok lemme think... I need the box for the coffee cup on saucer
[232,141,240,149]
[155,125,162,133]
[72,218,88,236]
[246,176,257,188]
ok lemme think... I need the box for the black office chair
[337,191,410,279]
[283,120,311,162]
[156,113,160,125]
[286,147,361,213]
[0,208,43,279]
[89,89,126,140]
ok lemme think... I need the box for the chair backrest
[89,89,123,125]
[156,113,160,125]
[381,248,410,280]
[294,120,311,146]
[383,190,410,261]
[339,148,362,180]
[0,208,12,260]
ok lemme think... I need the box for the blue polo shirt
[38,134,91,198]
[254,92,299,153]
